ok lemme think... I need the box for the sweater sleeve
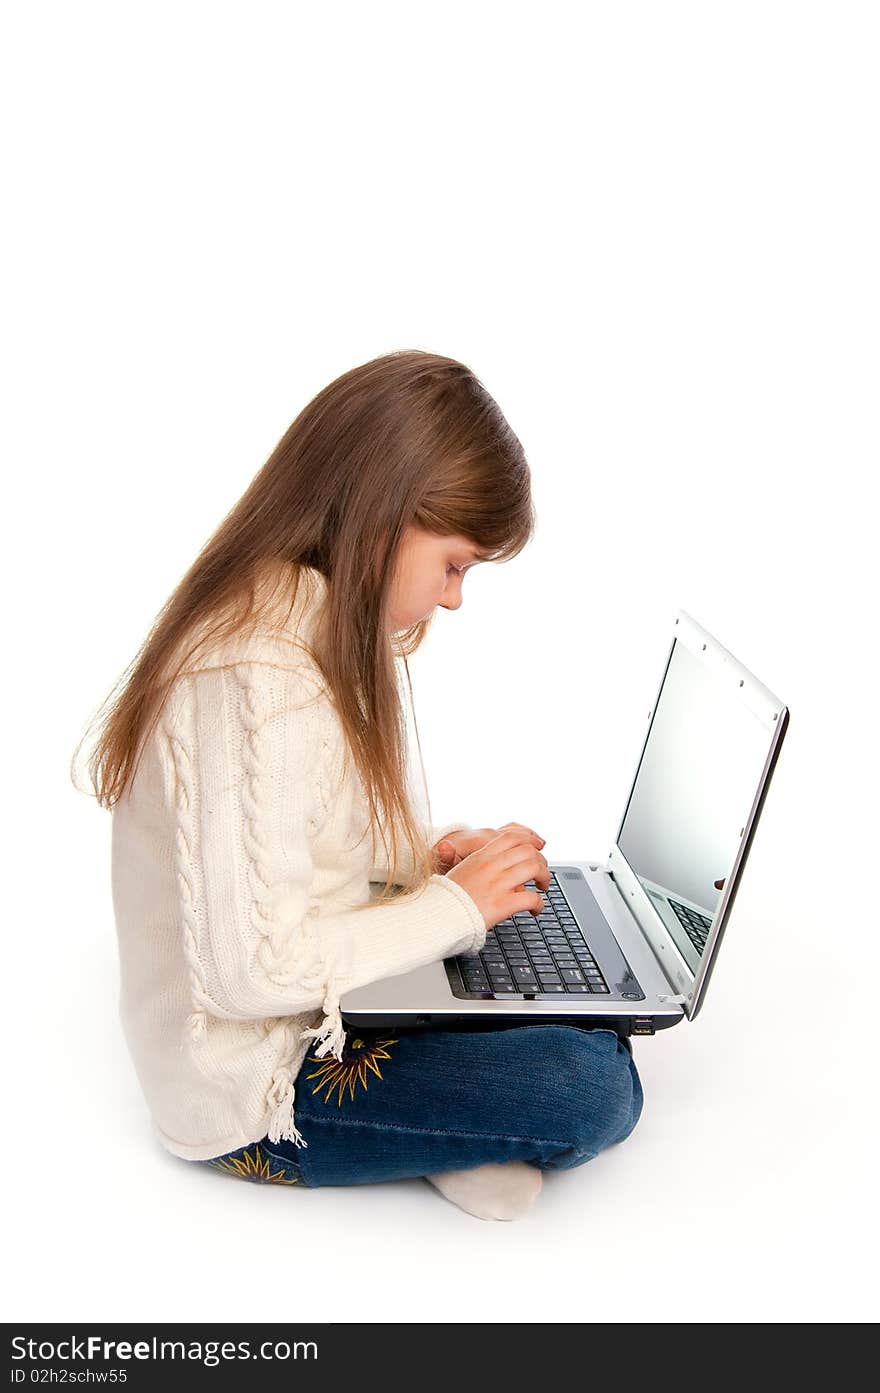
[165,661,487,1060]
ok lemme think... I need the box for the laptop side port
[631,1017,655,1035]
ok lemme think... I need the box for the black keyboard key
[511,963,537,980]
[560,968,585,983]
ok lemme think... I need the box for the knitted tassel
[299,976,347,1063]
[266,1068,308,1148]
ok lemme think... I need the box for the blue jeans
[199,1022,643,1188]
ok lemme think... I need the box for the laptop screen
[616,637,772,976]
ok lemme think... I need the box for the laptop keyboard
[668,896,712,955]
[454,871,610,995]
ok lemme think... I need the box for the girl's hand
[433,823,546,873]
[440,826,551,929]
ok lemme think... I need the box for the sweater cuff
[428,872,487,953]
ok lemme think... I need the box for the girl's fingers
[493,842,550,876]
[498,822,546,847]
[504,853,551,891]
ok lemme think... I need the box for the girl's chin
[390,610,432,631]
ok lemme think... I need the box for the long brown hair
[72,349,535,905]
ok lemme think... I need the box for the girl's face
[387,525,489,631]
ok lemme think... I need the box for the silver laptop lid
[607,611,789,1020]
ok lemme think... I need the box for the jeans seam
[259,1141,305,1168]
[290,1111,576,1150]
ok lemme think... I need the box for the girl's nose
[440,592,463,611]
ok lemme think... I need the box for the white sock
[424,1160,543,1221]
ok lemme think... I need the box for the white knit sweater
[110,564,487,1160]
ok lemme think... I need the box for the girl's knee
[542,1025,643,1158]
[610,1048,644,1146]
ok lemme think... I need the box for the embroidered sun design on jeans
[206,1143,300,1184]
[304,1035,399,1106]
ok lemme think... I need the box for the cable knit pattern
[233,664,349,1144]
[163,713,211,1042]
[110,562,487,1162]
[236,670,323,989]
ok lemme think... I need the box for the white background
[3,0,877,1325]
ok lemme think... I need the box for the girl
[76,349,642,1221]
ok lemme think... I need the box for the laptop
[340,610,789,1039]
